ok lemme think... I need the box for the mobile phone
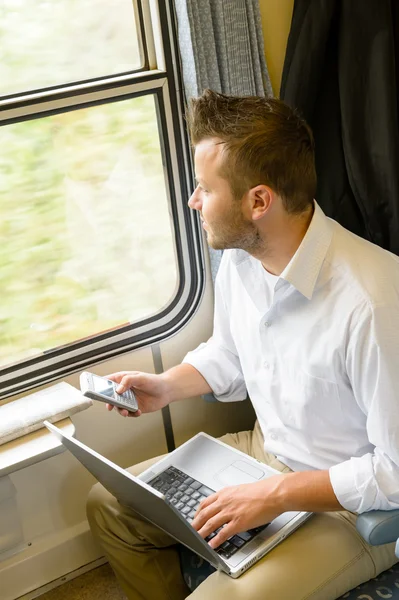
[79,371,138,412]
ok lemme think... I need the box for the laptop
[44,421,312,578]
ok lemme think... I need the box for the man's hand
[104,364,212,418]
[191,475,286,549]
[192,469,342,549]
[106,371,172,418]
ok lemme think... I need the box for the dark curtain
[280,0,399,254]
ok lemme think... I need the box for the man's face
[188,138,259,251]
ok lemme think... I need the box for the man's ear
[245,185,273,221]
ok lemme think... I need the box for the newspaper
[0,382,92,446]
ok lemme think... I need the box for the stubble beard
[207,211,264,254]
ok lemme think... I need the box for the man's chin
[207,235,225,251]
[206,230,236,251]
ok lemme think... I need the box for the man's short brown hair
[186,89,317,214]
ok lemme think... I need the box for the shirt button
[270,433,278,441]
[263,361,269,369]
[264,321,270,327]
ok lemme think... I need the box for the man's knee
[86,453,167,533]
[86,480,114,533]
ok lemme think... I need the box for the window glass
[0,0,142,96]
[0,94,178,368]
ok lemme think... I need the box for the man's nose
[188,186,202,211]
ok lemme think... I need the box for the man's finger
[208,523,236,549]
[107,372,130,383]
[117,408,129,417]
[116,407,142,418]
[192,497,219,530]
[195,506,230,540]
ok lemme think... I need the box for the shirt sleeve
[329,301,399,513]
[182,253,247,402]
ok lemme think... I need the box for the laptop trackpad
[216,460,266,486]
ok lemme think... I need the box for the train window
[0,1,203,398]
[0,94,177,369]
[0,0,145,96]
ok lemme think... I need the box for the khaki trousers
[86,421,397,600]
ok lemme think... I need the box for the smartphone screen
[91,375,115,398]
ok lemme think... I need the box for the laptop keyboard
[148,465,268,559]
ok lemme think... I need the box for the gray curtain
[174,0,272,99]
[174,0,272,277]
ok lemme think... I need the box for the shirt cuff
[329,455,376,513]
[183,343,247,402]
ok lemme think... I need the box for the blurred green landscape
[0,0,141,95]
[0,1,177,368]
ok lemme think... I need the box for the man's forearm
[161,363,213,403]
[277,469,343,512]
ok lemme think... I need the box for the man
[87,90,399,600]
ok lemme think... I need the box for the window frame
[0,0,204,399]
[0,0,150,102]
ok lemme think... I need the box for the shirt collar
[230,201,333,301]
[280,201,333,300]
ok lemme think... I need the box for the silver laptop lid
[44,421,226,571]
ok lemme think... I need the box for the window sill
[0,418,75,477]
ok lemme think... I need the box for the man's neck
[253,206,314,276]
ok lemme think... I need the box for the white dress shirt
[183,202,399,513]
